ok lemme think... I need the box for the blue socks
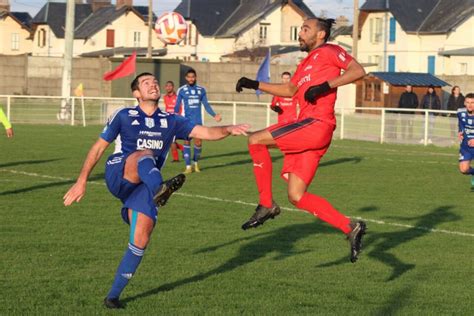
[107,243,144,299]
[183,145,191,166]
[138,155,163,195]
[193,145,202,163]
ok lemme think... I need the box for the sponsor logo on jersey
[160,118,168,128]
[304,65,313,71]
[469,119,473,124]
[297,74,311,87]
[198,90,201,95]
[137,138,164,150]
[131,119,140,126]
[145,117,155,128]
[128,110,139,116]
[139,130,162,137]
[191,90,196,95]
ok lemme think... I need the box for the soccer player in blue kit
[63,72,249,309]
[457,93,474,189]
[175,68,222,173]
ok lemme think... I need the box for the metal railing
[0,95,460,147]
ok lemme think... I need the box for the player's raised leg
[241,129,281,230]
[193,138,202,172]
[104,210,154,309]
[124,149,185,207]
[287,173,366,263]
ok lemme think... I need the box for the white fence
[0,95,460,147]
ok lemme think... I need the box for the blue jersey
[174,84,216,125]
[100,105,196,168]
[458,108,474,148]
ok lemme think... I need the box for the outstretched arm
[63,138,110,206]
[189,124,250,141]
[236,77,298,98]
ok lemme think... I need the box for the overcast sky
[11,0,355,21]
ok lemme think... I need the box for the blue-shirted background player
[63,72,250,309]
[457,92,474,189]
[175,68,222,173]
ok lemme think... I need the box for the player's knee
[132,232,150,248]
[248,133,264,145]
[459,164,470,174]
[287,190,304,206]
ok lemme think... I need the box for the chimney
[86,0,111,12]
[116,0,133,9]
[0,0,10,13]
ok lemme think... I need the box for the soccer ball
[155,12,188,45]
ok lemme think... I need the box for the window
[388,55,396,72]
[133,31,141,47]
[259,24,269,40]
[290,26,298,41]
[11,33,19,51]
[364,81,382,102]
[106,29,115,48]
[427,56,435,74]
[389,17,396,43]
[369,18,382,43]
[459,63,468,74]
[38,29,46,48]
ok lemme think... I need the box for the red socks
[248,144,273,208]
[296,192,351,234]
[177,143,184,151]
[171,147,179,161]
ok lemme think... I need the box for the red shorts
[267,118,335,185]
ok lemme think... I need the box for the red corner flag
[103,51,137,81]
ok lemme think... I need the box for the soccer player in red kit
[236,18,367,263]
[163,81,184,162]
[270,72,298,124]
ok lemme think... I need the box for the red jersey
[163,93,181,114]
[290,43,352,126]
[270,96,297,124]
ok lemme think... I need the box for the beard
[298,38,310,52]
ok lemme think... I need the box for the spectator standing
[398,85,418,139]
[447,86,465,138]
[420,85,441,144]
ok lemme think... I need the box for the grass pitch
[0,124,473,315]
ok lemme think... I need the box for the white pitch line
[1,168,473,238]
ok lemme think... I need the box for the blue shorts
[459,146,474,162]
[186,114,203,126]
[105,153,158,225]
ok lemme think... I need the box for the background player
[0,107,13,138]
[270,72,298,124]
[163,80,184,162]
[457,93,474,189]
[63,72,249,309]
[236,18,367,263]
[175,68,222,173]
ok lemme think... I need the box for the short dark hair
[313,17,335,42]
[131,72,154,92]
[166,80,174,86]
[281,71,291,77]
[466,93,474,99]
[185,68,196,76]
